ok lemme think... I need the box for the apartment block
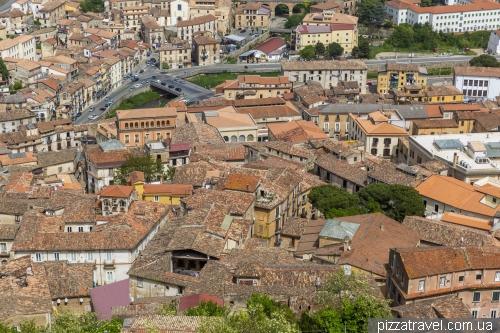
[387,246,500,319]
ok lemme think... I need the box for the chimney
[246,184,249,191]
[380,222,384,231]
[160,176,163,184]
[343,236,350,251]
[453,152,458,167]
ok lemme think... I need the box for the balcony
[0,250,9,257]
[104,259,115,268]
[86,259,96,264]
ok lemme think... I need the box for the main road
[75,53,494,125]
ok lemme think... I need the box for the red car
[366,82,373,86]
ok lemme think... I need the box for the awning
[238,50,257,58]
[14,30,22,34]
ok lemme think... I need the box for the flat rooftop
[409,133,500,172]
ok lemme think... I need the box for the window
[439,276,445,287]
[418,280,424,291]
[35,252,42,262]
[137,277,143,287]
[70,253,77,262]
[54,252,60,261]
[87,252,94,261]
[491,310,497,318]
[67,226,72,232]
[472,310,478,318]
[106,271,114,283]
[434,204,439,213]
[495,272,500,281]
[417,156,422,164]
[372,138,379,146]
[78,227,83,232]
[476,274,482,280]
[15,215,20,223]
[459,275,464,282]
[493,291,500,301]
[135,134,139,142]
[334,122,340,132]
[258,225,263,233]
[154,195,159,202]
[371,148,378,155]
[106,251,113,261]
[124,135,130,143]
[473,291,481,302]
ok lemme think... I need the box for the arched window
[120,200,126,207]
[239,135,245,142]
[125,123,128,129]
[157,121,160,127]
[135,122,138,128]
[162,121,165,126]
[150,121,154,128]
[231,136,237,142]
[141,122,144,128]
[146,122,149,128]
[247,134,254,141]
[223,136,229,142]
[167,120,170,126]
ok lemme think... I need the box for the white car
[88,114,98,120]
[89,106,94,112]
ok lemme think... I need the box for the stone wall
[367,61,470,72]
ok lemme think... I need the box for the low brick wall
[367,61,470,72]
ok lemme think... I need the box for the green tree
[246,293,296,323]
[275,4,289,15]
[356,0,377,25]
[284,13,304,29]
[114,154,168,184]
[351,46,360,59]
[184,300,230,317]
[327,42,344,58]
[0,58,9,82]
[357,39,371,58]
[159,299,179,315]
[309,270,392,333]
[307,185,360,218]
[469,54,500,67]
[370,1,386,27]
[357,183,425,222]
[162,62,169,70]
[299,45,316,59]
[198,303,300,333]
[382,20,393,29]
[315,42,326,57]
[165,165,176,181]
[391,23,414,48]
[13,81,22,90]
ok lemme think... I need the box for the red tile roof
[97,185,133,198]
[253,37,286,54]
[178,293,224,313]
[143,184,193,196]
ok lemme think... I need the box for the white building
[84,139,136,193]
[406,132,500,183]
[11,197,171,286]
[385,0,500,32]
[168,0,189,26]
[453,66,500,101]
[487,29,500,54]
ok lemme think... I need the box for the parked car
[180,80,185,84]
[161,81,167,86]
[105,102,110,107]
[156,80,162,84]
[240,29,246,33]
[88,114,98,120]
[366,81,373,86]
[99,107,106,111]
[109,99,114,104]
[139,69,144,73]
[89,107,94,112]
[75,111,82,117]
[168,84,174,89]
[282,19,287,22]
[175,87,182,92]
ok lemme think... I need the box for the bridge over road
[240,0,356,16]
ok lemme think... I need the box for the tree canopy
[79,0,104,12]
[315,42,326,57]
[198,294,300,333]
[299,45,316,60]
[0,58,9,82]
[469,54,500,67]
[113,154,174,185]
[308,183,424,222]
[327,42,344,58]
[0,313,123,333]
[356,0,386,26]
[184,300,230,317]
[299,270,392,333]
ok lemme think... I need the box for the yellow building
[235,3,272,29]
[411,119,460,135]
[302,12,358,27]
[158,38,191,70]
[215,75,292,100]
[377,63,427,94]
[142,184,193,205]
[391,85,464,105]
[295,23,358,54]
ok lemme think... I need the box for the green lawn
[367,71,378,79]
[188,71,282,88]
[106,91,160,118]
[426,67,453,76]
